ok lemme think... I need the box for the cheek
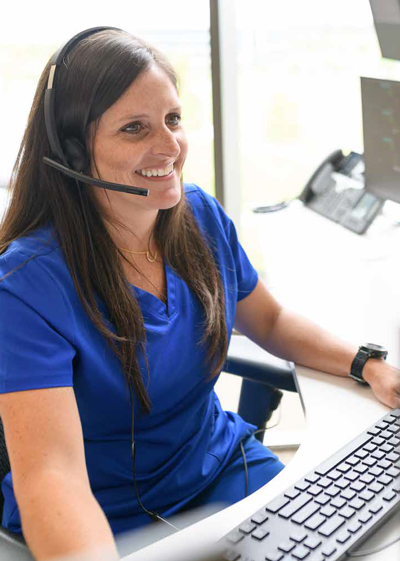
[178,133,189,164]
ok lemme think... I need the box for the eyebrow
[117,106,182,123]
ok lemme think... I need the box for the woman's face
[91,64,188,213]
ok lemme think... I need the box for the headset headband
[44,26,122,165]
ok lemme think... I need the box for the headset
[42,26,149,197]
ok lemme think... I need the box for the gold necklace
[118,246,158,263]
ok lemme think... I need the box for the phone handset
[299,149,345,203]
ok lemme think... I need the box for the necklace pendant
[146,251,157,263]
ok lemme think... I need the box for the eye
[167,113,182,127]
[122,122,144,134]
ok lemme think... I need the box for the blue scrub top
[0,185,259,536]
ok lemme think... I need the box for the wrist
[361,358,382,386]
[349,343,388,386]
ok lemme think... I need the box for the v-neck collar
[130,260,176,319]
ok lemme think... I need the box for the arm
[0,387,119,561]
[234,278,400,409]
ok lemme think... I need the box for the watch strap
[350,349,370,385]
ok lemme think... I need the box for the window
[0,1,213,193]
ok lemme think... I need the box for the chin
[151,182,182,210]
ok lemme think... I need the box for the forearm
[264,307,358,378]
[18,473,119,561]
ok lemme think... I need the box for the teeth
[137,164,174,177]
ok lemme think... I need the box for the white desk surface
[123,202,400,560]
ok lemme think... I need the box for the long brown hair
[0,30,228,413]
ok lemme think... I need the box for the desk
[123,202,400,560]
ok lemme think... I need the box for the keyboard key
[284,488,301,500]
[304,514,326,531]
[227,530,244,544]
[364,443,377,453]
[337,463,352,474]
[335,477,351,490]
[292,546,310,559]
[251,526,269,540]
[251,510,269,524]
[371,437,385,446]
[327,470,342,481]
[344,471,359,482]
[320,506,336,518]
[292,503,320,524]
[338,506,356,519]
[330,497,346,509]
[336,531,351,544]
[305,473,320,484]
[354,464,369,474]
[315,494,331,506]
[359,511,373,524]
[316,477,332,488]
[307,484,323,497]
[359,474,374,485]
[380,444,394,453]
[387,466,400,478]
[362,457,377,467]
[348,498,365,510]
[378,474,393,486]
[388,437,400,448]
[295,481,311,492]
[369,504,383,514]
[369,482,384,494]
[355,449,369,459]
[278,494,312,519]
[371,450,385,460]
[321,544,337,557]
[277,541,296,553]
[348,521,362,533]
[325,486,341,497]
[367,427,381,436]
[350,481,366,492]
[239,521,256,534]
[265,495,290,514]
[380,431,393,440]
[303,537,322,549]
[318,515,345,537]
[346,456,360,467]
[369,466,384,477]
[359,490,374,502]
[383,490,397,502]
[290,530,308,543]
[265,553,284,561]
[377,459,392,470]
[341,489,356,501]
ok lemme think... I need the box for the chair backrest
[0,417,11,522]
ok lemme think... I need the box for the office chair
[0,335,297,558]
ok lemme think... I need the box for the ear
[63,137,90,172]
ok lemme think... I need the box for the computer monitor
[361,76,400,205]
[369,0,400,60]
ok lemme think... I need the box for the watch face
[363,343,387,353]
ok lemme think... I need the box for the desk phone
[299,150,384,234]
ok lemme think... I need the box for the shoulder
[184,183,231,232]
[0,226,73,319]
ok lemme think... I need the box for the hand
[363,359,400,409]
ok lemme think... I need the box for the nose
[150,126,180,159]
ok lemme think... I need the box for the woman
[0,28,399,561]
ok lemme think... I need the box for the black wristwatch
[350,343,388,385]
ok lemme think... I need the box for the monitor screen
[361,76,400,204]
[369,0,400,60]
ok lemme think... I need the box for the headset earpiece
[63,137,90,173]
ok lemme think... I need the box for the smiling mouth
[136,164,174,178]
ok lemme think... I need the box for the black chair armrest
[223,335,297,392]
